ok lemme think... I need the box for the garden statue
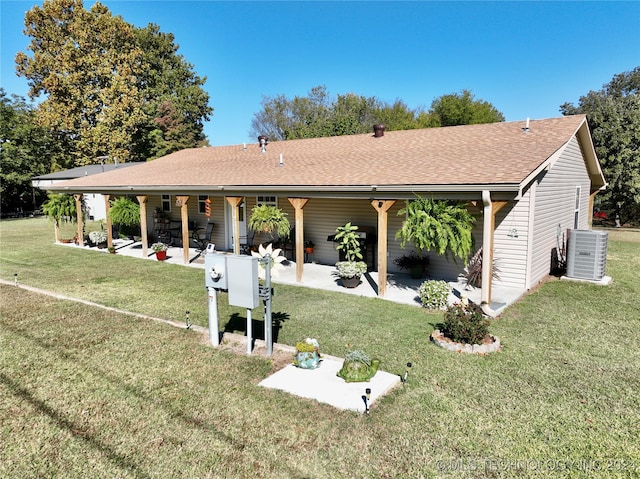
[337,350,380,383]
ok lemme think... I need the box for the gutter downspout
[481,190,497,317]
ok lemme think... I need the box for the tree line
[0,0,637,223]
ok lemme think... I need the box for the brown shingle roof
[52,115,593,193]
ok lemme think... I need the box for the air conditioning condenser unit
[566,230,608,281]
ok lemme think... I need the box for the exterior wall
[492,192,532,289]
[529,136,592,287]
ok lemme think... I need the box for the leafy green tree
[15,0,212,165]
[428,90,505,126]
[396,196,476,264]
[16,0,145,165]
[133,24,212,159]
[560,67,640,224]
[0,89,63,214]
[250,86,503,140]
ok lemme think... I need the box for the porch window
[257,195,277,207]
[574,186,581,229]
[198,195,209,214]
[161,194,171,213]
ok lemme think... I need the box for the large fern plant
[248,204,290,240]
[396,196,476,265]
[41,193,77,241]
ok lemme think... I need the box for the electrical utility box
[227,255,260,309]
[566,230,608,281]
[205,253,228,290]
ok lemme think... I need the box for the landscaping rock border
[430,329,500,354]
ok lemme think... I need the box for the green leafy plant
[418,280,450,310]
[151,242,167,252]
[41,193,78,241]
[248,204,290,240]
[441,302,489,345]
[109,197,140,237]
[344,349,371,366]
[396,195,476,264]
[295,338,319,353]
[334,222,363,262]
[89,230,107,245]
[394,251,429,278]
[335,261,367,279]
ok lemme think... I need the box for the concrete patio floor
[83,239,526,314]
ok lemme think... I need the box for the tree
[0,89,63,214]
[428,90,505,127]
[560,67,640,224]
[132,24,212,159]
[15,0,212,165]
[16,0,145,165]
[396,196,476,265]
[250,86,504,141]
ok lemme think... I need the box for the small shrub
[441,302,489,345]
[89,230,107,244]
[418,280,450,309]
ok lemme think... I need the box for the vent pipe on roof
[522,118,530,133]
[258,135,268,153]
[373,124,386,137]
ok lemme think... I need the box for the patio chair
[192,222,214,251]
[240,230,255,255]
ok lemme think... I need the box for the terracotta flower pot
[155,250,167,261]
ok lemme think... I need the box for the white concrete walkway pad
[259,358,401,413]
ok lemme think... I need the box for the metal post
[264,254,273,356]
[246,308,252,355]
[207,286,219,347]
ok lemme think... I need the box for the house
[32,162,145,220]
[46,115,606,315]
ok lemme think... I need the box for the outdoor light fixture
[402,362,412,384]
[365,388,371,401]
[185,310,191,329]
[14,273,18,286]
[361,391,370,415]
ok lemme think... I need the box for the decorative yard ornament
[251,243,286,279]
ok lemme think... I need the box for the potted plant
[293,338,321,369]
[333,222,367,288]
[109,197,141,239]
[151,242,168,260]
[394,251,430,279]
[89,230,108,248]
[304,240,315,254]
[248,204,290,245]
[337,349,380,383]
[396,195,476,265]
[41,192,78,243]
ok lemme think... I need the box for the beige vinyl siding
[492,195,531,289]
[529,137,592,286]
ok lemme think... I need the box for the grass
[1,218,639,478]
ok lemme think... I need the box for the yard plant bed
[1,218,639,478]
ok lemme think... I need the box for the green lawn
[1,218,639,478]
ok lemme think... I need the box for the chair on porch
[240,230,255,255]
[192,222,214,251]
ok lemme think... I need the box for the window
[256,195,277,207]
[161,194,171,213]
[198,195,209,214]
[574,186,581,229]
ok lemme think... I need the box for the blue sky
[2,1,639,146]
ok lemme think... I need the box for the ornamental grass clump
[441,302,489,345]
[418,280,450,310]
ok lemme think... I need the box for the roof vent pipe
[258,135,268,153]
[373,124,386,137]
[523,117,530,132]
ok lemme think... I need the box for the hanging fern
[396,195,476,265]
[248,204,290,239]
[109,197,140,227]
